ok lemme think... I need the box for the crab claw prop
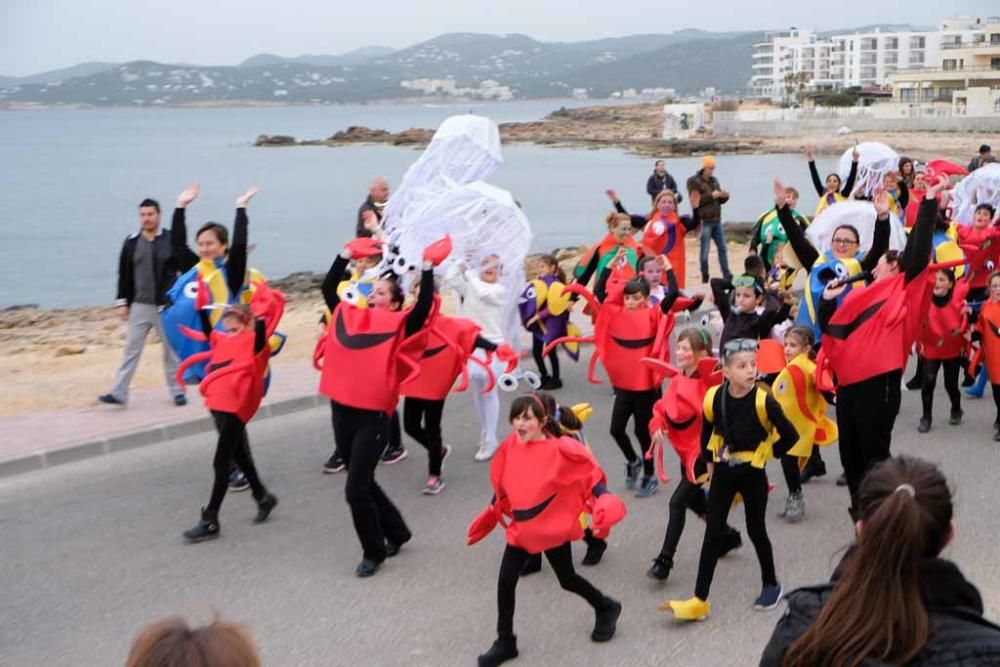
[422,234,452,266]
[175,350,213,391]
[346,236,384,259]
[457,353,497,394]
[467,503,507,545]
[589,493,627,539]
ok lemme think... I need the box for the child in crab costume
[468,394,626,667]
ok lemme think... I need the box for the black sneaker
[385,530,411,558]
[173,393,187,406]
[380,445,408,465]
[754,583,784,611]
[591,598,622,642]
[183,509,220,543]
[836,473,848,487]
[647,555,672,581]
[254,493,278,524]
[540,377,563,390]
[520,553,542,575]
[581,539,607,566]
[322,452,345,474]
[229,469,250,492]
[917,417,931,433]
[949,409,963,425]
[98,393,124,406]
[478,636,518,667]
[625,460,642,490]
[720,528,742,557]
[355,558,381,578]
[905,376,922,391]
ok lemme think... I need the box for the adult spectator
[125,615,261,667]
[356,177,389,238]
[646,160,681,204]
[969,144,995,172]
[760,456,1000,666]
[99,196,186,407]
[687,156,732,284]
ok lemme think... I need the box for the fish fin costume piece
[642,213,687,288]
[518,275,577,361]
[400,314,482,400]
[573,234,639,282]
[315,295,440,414]
[796,253,863,341]
[193,285,286,424]
[467,434,625,553]
[771,353,837,460]
[756,339,787,375]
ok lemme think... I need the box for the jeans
[699,220,732,283]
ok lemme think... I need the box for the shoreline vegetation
[253,100,989,161]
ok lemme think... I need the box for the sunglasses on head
[722,338,758,359]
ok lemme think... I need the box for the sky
[2,0,998,76]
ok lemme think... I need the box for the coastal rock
[327,126,393,142]
[255,134,297,146]
[54,345,86,357]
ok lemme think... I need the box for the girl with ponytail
[760,456,1000,666]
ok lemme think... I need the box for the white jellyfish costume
[838,142,901,198]
[806,200,908,257]
[950,163,1000,227]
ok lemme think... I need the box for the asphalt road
[3,354,999,666]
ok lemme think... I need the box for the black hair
[624,277,650,297]
[196,222,229,248]
[508,394,561,437]
[139,198,161,213]
[539,253,566,283]
[935,267,956,285]
[832,224,860,244]
[536,392,582,433]
[975,203,996,219]
[378,273,405,306]
[744,254,765,277]
[636,254,658,273]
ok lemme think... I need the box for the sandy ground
[0,239,746,417]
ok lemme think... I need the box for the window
[921,88,934,101]
[991,33,1000,45]
[861,53,877,65]
[861,37,877,50]
[900,89,916,102]
[910,36,926,49]
[994,98,1000,113]
[937,88,954,102]
[943,59,958,71]
[992,57,1000,71]
[909,51,925,64]
[884,53,898,64]
[885,37,898,49]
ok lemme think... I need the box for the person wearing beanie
[687,156,732,284]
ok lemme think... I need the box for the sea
[0,100,838,308]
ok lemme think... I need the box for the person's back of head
[784,456,953,666]
[126,616,261,667]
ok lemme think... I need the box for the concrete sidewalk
[0,360,323,478]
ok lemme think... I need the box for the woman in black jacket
[759,456,1000,666]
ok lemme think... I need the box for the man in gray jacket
[99,197,186,407]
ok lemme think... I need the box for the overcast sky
[3,0,997,76]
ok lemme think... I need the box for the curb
[0,394,325,481]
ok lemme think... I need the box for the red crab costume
[971,301,1000,384]
[919,281,969,361]
[467,433,627,553]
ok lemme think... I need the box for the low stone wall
[715,115,1000,137]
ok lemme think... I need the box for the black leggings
[780,455,802,495]
[610,388,658,476]
[330,400,410,562]
[522,528,605,571]
[207,410,267,513]
[694,464,776,600]
[496,541,607,639]
[660,465,708,560]
[403,397,445,476]
[922,357,961,419]
[836,370,899,506]
[532,337,560,380]
[993,384,1000,425]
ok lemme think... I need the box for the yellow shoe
[660,596,710,621]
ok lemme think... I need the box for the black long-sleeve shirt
[171,207,248,297]
[711,278,791,348]
[808,159,858,198]
[701,386,798,461]
[322,255,435,337]
[776,203,888,274]
[613,199,699,234]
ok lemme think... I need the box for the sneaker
[720,528,743,557]
[385,530,411,558]
[949,409,963,426]
[591,598,622,642]
[229,469,250,492]
[474,442,497,462]
[636,476,658,498]
[917,417,931,433]
[540,377,563,390]
[478,636,518,667]
[624,460,642,490]
[581,539,607,566]
[647,555,672,581]
[520,554,542,576]
[905,375,922,391]
[784,492,804,523]
[183,508,220,543]
[254,493,278,524]
[98,393,124,406]
[380,445,408,465]
[754,583,784,611]
[836,473,848,487]
[355,558,381,578]
[322,452,346,474]
[422,476,445,495]
[173,393,187,406]
[661,596,710,621]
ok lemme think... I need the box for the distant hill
[1,61,120,85]
[0,30,763,106]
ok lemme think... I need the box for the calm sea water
[0,101,837,307]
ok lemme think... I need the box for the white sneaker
[474,443,496,462]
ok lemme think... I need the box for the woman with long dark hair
[760,456,1000,666]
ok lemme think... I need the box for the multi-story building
[750,29,815,99]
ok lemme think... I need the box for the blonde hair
[605,212,631,230]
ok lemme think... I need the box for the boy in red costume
[468,394,626,667]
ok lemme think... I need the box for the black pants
[610,387,658,476]
[532,337,560,380]
[496,541,607,639]
[207,410,267,513]
[836,370,898,506]
[993,384,1000,425]
[403,397,445,476]
[780,455,802,495]
[694,463,775,600]
[522,528,605,571]
[659,464,709,560]
[922,357,961,420]
[330,400,410,562]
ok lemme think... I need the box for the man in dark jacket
[687,156,732,284]
[646,160,682,203]
[968,144,996,172]
[99,196,187,407]
[356,177,389,238]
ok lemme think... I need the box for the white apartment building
[750,18,995,101]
